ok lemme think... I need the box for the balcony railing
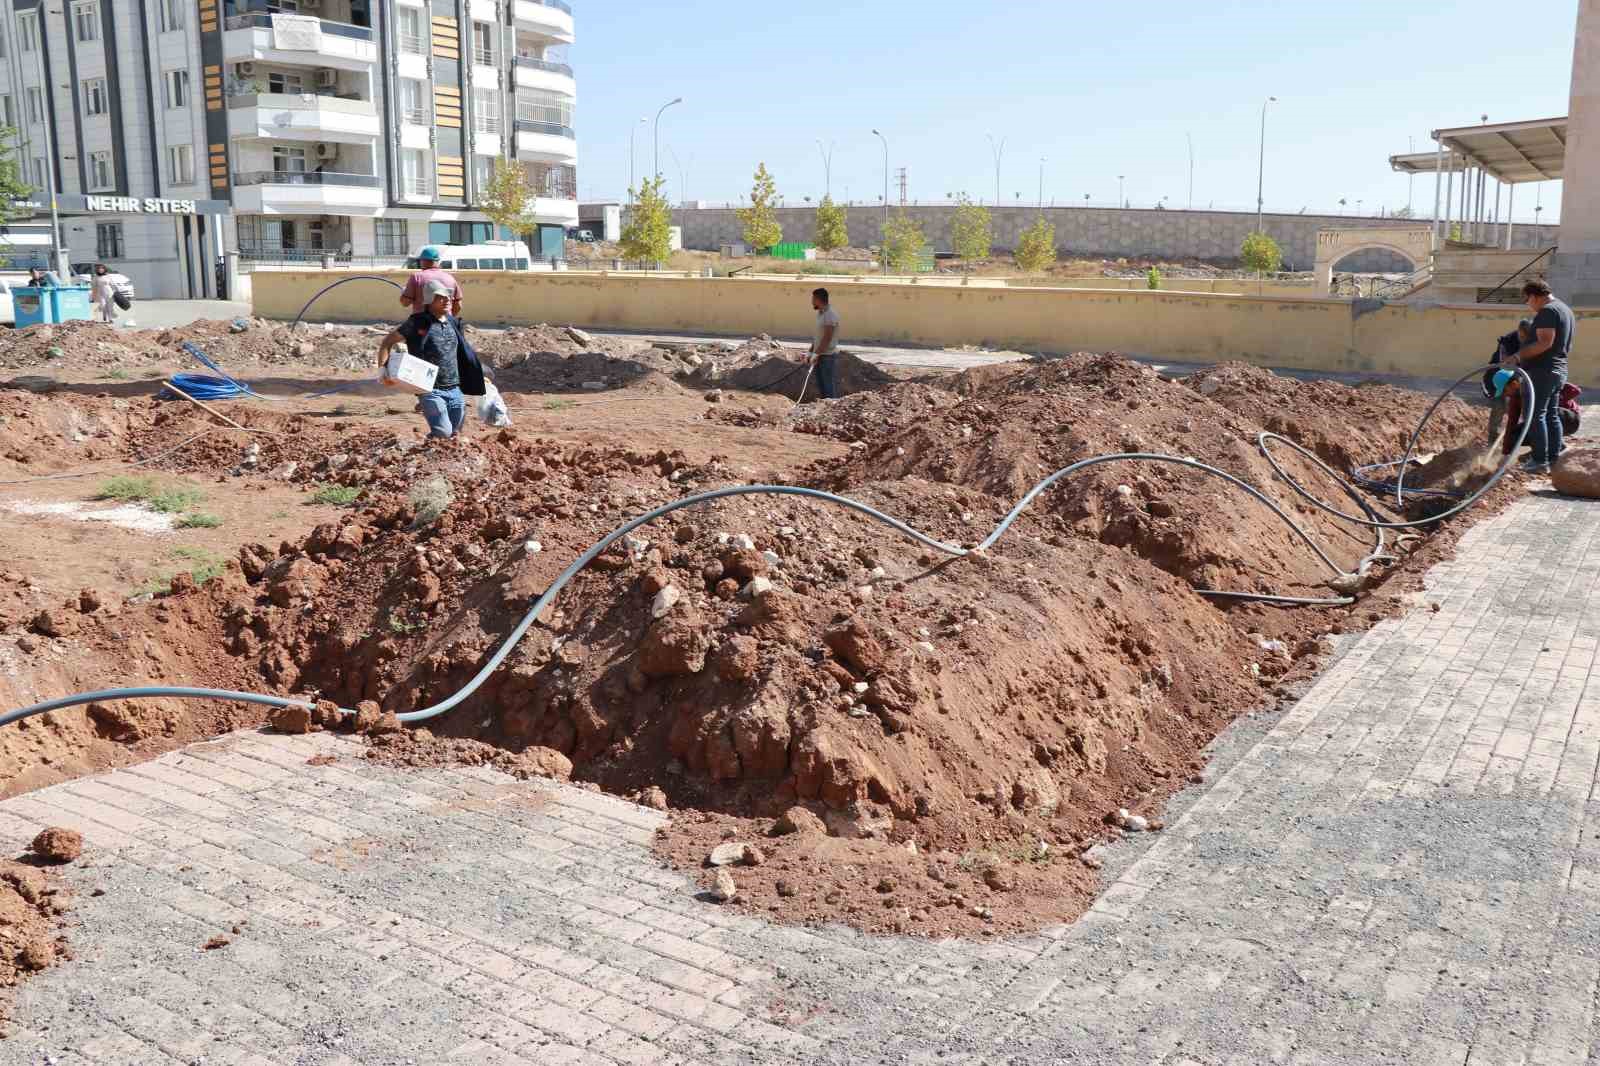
[514,118,575,139]
[398,30,426,55]
[401,105,428,125]
[473,45,496,65]
[403,177,432,199]
[228,91,376,113]
[513,55,573,77]
[473,112,502,134]
[525,162,577,200]
[223,12,374,40]
[233,170,382,187]
[526,0,572,13]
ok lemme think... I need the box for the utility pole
[1118,174,1125,208]
[817,139,835,198]
[1256,96,1276,234]
[872,129,888,274]
[22,10,65,277]
[986,133,1005,207]
[653,97,682,182]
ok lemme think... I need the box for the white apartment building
[0,0,577,299]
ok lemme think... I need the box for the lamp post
[872,128,888,273]
[627,116,645,202]
[986,133,1005,206]
[817,139,835,199]
[1118,174,1125,208]
[1256,95,1277,234]
[653,97,681,183]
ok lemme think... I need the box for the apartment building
[0,0,577,298]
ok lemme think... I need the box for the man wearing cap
[400,245,462,318]
[378,279,486,438]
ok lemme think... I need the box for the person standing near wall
[1500,280,1576,474]
[91,264,133,325]
[808,288,841,400]
[400,245,462,318]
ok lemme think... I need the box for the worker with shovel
[808,287,842,399]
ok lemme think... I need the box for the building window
[399,79,427,124]
[472,89,499,134]
[73,2,100,42]
[29,157,45,190]
[272,145,307,174]
[397,7,424,55]
[159,0,185,31]
[0,96,13,129]
[163,70,190,110]
[95,222,123,260]
[429,221,492,246]
[89,151,113,190]
[375,219,409,256]
[472,22,494,66]
[83,79,108,118]
[515,88,574,129]
[17,13,36,53]
[472,155,492,193]
[0,20,8,58]
[168,144,194,184]
[24,88,41,124]
[267,71,304,96]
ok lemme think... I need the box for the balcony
[510,0,574,44]
[231,171,384,214]
[401,176,433,203]
[222,13,377,72]
[514,119,578,163]
[513,55,576,95]
[228,92,381,144]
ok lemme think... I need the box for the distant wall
[668,205,1559,272]
[254,270,1600,388]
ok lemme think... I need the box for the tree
[737,162,782,252]
[1240,231,1282,274]
[1014,216,1057,273]
[620,175,672,265]
[949,194,992,262]
[814,195,848,252]
[1390,205,1415,219]
[881,211,927,273]
[1146,266,1162,290]
[477,158,536,243]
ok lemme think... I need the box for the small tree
[814,195,848,252]
[1240,231,1282,274]
[881,211,926,273]
[1146,266,1162,290]
[1448,223,1464,242]
[737,162,783,252]
[478,158,536,243]
[949,194,992,263]
[620,175,672,265]
[1014,216,1057,273]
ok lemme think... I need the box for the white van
[405,243,535,272]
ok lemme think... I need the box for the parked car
[566,227,598,243]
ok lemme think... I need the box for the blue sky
[573,0,1577,222]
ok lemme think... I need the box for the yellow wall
[253,271,1600,387]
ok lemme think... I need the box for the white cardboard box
[382,351,439,394]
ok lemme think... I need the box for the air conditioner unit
[315,68,337,88]
[235,62,256,77]
[314,142,338,160]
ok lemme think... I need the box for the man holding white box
[378,280,484,439]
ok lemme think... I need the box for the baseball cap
[423,279,453,302]
[419,245,442,261]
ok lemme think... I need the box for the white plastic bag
[476,381,511,427]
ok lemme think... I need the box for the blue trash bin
[13,286,48,328]
[50,286,92,322]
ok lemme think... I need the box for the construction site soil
[0,317,1523,947]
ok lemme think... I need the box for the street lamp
[986,132,1005,207]
[653,97,682,182]
[1118,174,1125,208]
[817,139,835,199]
[872,128,888,273]
[1256,95,1277,234]
[627,116,645,202]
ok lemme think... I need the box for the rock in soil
[710,869,738,903]
[28,828,82,864]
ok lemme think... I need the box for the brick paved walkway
[3,492,1598,1065]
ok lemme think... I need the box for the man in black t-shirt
[1498,279,1576,473]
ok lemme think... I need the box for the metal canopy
[1389,151,1468,175]
[1430,116,1568,183]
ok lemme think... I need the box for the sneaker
[1519,457,1552,475]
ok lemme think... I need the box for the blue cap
[419,245,442,261]
[1492,368,1515,397]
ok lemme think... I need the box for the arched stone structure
[1314,226,1432,294]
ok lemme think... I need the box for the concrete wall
[253,269,1600,388]
[668,205,1559,272]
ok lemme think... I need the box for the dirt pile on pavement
[0,318,392,375]
[0,853,71,1029]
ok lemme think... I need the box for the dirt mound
[0,858,68,1030]
[0,317,389,375]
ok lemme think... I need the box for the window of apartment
[159,0,185,32]
[95,222,123,259]
[168,144,194,185]
[267,0,299,11]
[471,22,494,66]
[375,219,409,256]
[83,79,108,118]
[515,88,573,129]
[472,155,492,193]
[29,157,45,190]
[0,96,13,130]
[163,69,190,110]
[399,79,427,124]
[471,89,499,133]
[0,20,8,59]
[73,2,100,42]
[397,7,424,55]
[272,145,307,175]
[17,13,36,54]
[89,151,114,190]
[400,148,428,196]
[24,88,41,124]
[268,71,304,96]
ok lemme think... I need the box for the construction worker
[400,245,462,318]
[1500,279,1576,473]
[808,287,841,399]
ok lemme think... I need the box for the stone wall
[669,205,1558,272]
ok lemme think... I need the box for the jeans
[815,353,839,399]
[1523,360,1567,464]
[420,386,466,438]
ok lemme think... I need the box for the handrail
[233,171,382,188]
[514,118,576,139]
[513,56,574,77]
[1481,246,1555,303]
[223,12,374,40]
[518,0,572,14]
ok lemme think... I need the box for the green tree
[1448,223,1464,242]
[477,158,535,242]
[1014,216,1057,273]
[1240,231,1283,274]
[949,194,992,262]
[881,210,927,273]
[814,195,848,252]
[737,162,783,252]
[1390,205,1415,219]
[1146,266,1162,290]
[620,175,672,265]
